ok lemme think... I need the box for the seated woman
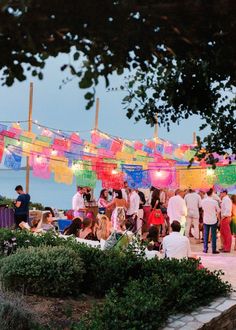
[44,206,55,217]
[103,211,133,250]
[36,211,55,232]
[63,217,82,237]
[146,225,161,251]
[96,215,111,241]
[79,217,98,240]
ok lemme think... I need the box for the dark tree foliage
[0,0,235,154]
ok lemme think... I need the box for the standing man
[126,188,140,232]
[167,189,187,234]
[121,181,129,201]
[184,189,202,242]
[72,186,87,219]
[201,189,220,254]
[220,189,233,252]
[14,185,30,229]
[137,189,146,236]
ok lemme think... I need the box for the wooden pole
[26,82,33,194]
[193,131,197,145]
[94,97,100,130]
[154,113,158,141]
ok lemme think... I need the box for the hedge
[0,245,85,297]
[0,229,232,329]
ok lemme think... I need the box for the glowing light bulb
[155,170,162,177]
[112,169,117,175]
[51,149,57,156]
[207,168,215,176]
[36,155,42,163]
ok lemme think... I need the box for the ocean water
[0,170,101,209]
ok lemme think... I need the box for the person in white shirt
[72,186,86,218]
[162,221,191,259]
[121,181,129,201]
[167,189,187,234]
[212,187,221,206]
[201,189,220,254]
[220,189,233,252]
[126,188,140,232]
[184,189,202,241]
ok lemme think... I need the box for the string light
[207,168,215,176]
[36,155,42,163]
[51,149,57,156]
[155,170,162,177]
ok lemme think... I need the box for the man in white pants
[184,189,202,242]
[127,188,140,233]
[137,189,146,236]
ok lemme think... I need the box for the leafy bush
[0,246,85,297]
[71,242,147,296]
[0,196,44,210]
[0,229,77,257]
[76,265,232,330]
[0,229,232,329]
[139,257,232,312]
[77,279,166,330]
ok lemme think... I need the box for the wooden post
[26,82,33,194]
[154,113,158,141]
[94,97,100,130]
[193,131,197,145]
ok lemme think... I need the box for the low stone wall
[163,292,236,330]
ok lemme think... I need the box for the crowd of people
[71,183,236,257]
[11,182,236,259]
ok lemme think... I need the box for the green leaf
[73,52,80,61]
[84,92,94,100]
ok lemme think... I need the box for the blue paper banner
[4,151,22,170]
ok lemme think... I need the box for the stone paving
[190,237,236,288]
[162,238,236,329]
[163,292,236,330]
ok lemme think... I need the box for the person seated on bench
[36,211,55,233]
[63,217,82,237]
[162,220,192,259]
[79,217,98,241]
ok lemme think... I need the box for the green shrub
[139,257,232,312]
[0,246,85,297]
[0,229,78,257]
[77,279,166,330]
[72,243,144,296]
[0,197,44,210]
[76,266,232,330]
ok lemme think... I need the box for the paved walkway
[190,237,236,288]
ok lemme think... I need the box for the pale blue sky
[0,54,204,144]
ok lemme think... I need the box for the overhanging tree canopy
[0,0,236,154]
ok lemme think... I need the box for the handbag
[148,209,164,226]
